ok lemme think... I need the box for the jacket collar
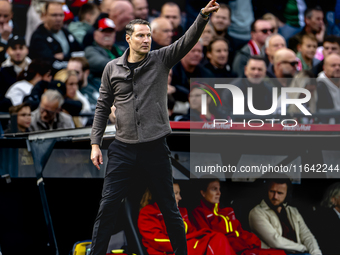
[260,199,288,210]
[116,47,150,67]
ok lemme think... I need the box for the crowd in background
[0,0,340,133]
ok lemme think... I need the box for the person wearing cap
[89,1,220,255]
[29,2,83,73]
[85,18,123,79]
[0,35,31,96]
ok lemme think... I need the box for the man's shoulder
[58,111,73,122]
[85,45,107,55]
[31,23,48,37]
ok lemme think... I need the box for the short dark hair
[304,6,323,19]
[251,19,267,32]
[196,176,220,193]
[126,19,151,36]
[265,175,292,203]
[247,55,266,65]
[207,37,229,53]
[323,35,340,47]
[69,57,90,71]
[17,59,51,82]
[78,3,99,22]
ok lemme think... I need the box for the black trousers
[90,137,187,255]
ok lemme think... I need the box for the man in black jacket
[29,2,83,72]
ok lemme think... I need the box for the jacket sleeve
[191,208,212,230]
[138,206,174,253]
[85,46,111,76]
[156,14,209,69]
[248,206,307,252]
[90,63,114,145]
[232,51,248,77]
[292,208,322,255]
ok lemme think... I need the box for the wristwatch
[200,8,209,19]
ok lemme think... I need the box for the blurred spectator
[176,85,215,122]
[85,18,122,78]
[108,0,134,50]
[68,3,100,45]
[67,56,98,111]
[232,19,273,77]
[209,4,235,63]
[210,4,231,39]
[131,0,149,21]
[296,34,319,70]
[312,182,340,255]
[99,0,114,14]
[25,0,46,46]
[200,22,216,54]
[267,48,298,89]
[227,0,254,51]
[249,177,322,255]
[262,13,279,34]
[23,79,82,116]
[316,54,340,122]
[0,35,31,97]
[150,17,173,50]
[29,2,83,72]
[160,2,183,42]
[54,69,86,127]
[312,35,340,76]
[222,56,272,118]
[66,59,92,123]
[193,178,285,255]
[0,0,14,63]
[275,70,317,116]
[30,89,75,131]
[276,0,306,41]
[288,6,324,53]
[204,37,236,78]
[11,0,31,37]
[171,41,214,102]
[0,1,13,44]
[5,59,52,106]
[265,34,286,65]
[7,102,31,133]
[138,182,235,255]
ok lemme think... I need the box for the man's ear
[331,197,336,206]
[200,190,205,198]
[297,43,302,52]
[126,34,131,44]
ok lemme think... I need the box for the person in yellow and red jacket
[138,182,236,255]
[192,178,286,255]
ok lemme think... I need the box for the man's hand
[0,23,12,41]
[54,52,64,60]
[201,0,220,16]
[167,84,176,95]
[91,144,103,170]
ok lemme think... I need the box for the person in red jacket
[138,182,236,255]
[192,178,286,255]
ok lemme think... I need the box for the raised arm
[157,0,220,68]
